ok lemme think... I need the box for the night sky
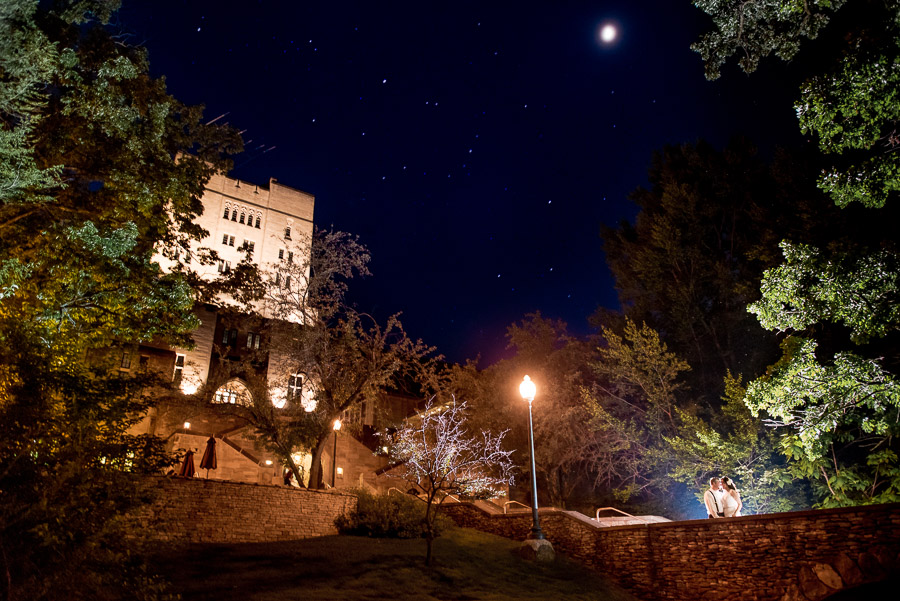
[117,1,805,365]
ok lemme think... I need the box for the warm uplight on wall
[333,419,342,431]
[336,467,343,477]
[180,382,198,395]
[265,460,273,466]
[183,421,191,429]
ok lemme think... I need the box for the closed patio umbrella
[178,450,196,478]
[199,437,217,478]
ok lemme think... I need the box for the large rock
[517,538,556,562]
[833,553,864,587]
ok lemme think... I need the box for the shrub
[335,489,452,538]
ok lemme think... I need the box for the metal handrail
[388,487,413,496]
[594,506,647,521]
[504,500,531,514]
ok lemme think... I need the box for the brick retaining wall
[443,503,900,601]
[129,476,357,544]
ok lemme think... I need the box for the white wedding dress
[722,491,742,517]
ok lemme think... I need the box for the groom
[703,477,725,518]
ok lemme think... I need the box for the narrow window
[246,332,260,349]
[278,249,284,260]
[275,273,281,286]
[287,251,294,264]
[173,353,185,385]
[222,234,229,245]
[120,350,132,370]
[217,260,225,273]
[244,241,255,254]
[225,261,231,273]
[288,374,303,400]
[255,216,261,228]
[223,208,230,219]
[239,212,245,225]
[284,275,291,290]
[229,235,235,246]
[229,329,238,346]
[284,226,291,240]
[222,328,230,344]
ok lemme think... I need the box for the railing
[594,506,650,522]
[504,500,531,514]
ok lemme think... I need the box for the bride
[721,476,743,517]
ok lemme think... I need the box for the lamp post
[519,375,544,540]
[332,419,342,488]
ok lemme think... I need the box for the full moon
[599,24,618,43]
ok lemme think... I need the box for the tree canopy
[1,1,241,597]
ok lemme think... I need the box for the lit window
[213,380,251,406]
[217,260,225,273]
[246,332,261,349]
[173,354,185,385]
[288,374,304,400]
[284,226,291,240]
[120,350,132,370]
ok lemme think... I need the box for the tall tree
[227,228,432,488]
[602,139,841,407]
[1,1,240,597]
[582,319,692,512]
[693,0,900,505]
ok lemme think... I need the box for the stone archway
[781,547,900,601]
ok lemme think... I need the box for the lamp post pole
[519,375,544,540]
[332,419,342,488]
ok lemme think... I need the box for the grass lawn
[151,527,640,601]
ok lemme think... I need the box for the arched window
[284,226,291,240]
[223,207,230,219]
[212,379,252,406]
[239,212,245,224]
[255,216,261,228]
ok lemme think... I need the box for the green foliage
[582,319,691,506]
[692,0,847,81]
[751,242,899,343]
[666,373,810,514]
[693,0,900,507]
[0,0,241,598]
[601,139,837,407]
[335,489,447,539]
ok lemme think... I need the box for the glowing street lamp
[519,375,544,540]
[332,419,342,488]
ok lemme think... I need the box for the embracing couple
[703,476,743,518]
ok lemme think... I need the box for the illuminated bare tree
[388,396,515,565]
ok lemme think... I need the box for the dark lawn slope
[152,527,639,601]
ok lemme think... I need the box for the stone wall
[443,503,900,601]
[130,476,356,544]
